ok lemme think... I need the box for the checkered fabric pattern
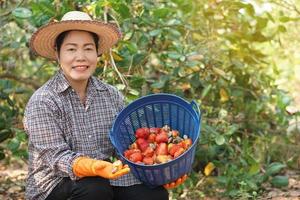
[23,70,141,200]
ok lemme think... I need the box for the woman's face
[58,30,98,85]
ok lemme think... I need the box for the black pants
[45,177,169,200]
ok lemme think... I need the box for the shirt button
[88,135,92,138]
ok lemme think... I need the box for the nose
[75,49,86,61]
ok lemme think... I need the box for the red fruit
[124,149,141,159]
[143,156,154,165]
[174,147,185,158]
[147,133,156,143]
[129,152,143,163]
[159,129,168,135]
[149,127,160,134]
[142,146,154,157]
[135,128,150,139]
[156,143,168,155]
[155,155,170,164]
[184,138,192,149]
[171,130,179,137]
[179,138,193,149]
[129,142,138,149]
[136,138,149,152]
[152,154,157,161]
[155,133,168,143]
[168,144,182,156]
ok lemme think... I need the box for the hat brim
[30,20,122,60]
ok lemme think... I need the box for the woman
[24,11,185,200]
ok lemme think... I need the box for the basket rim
[110,93,202,168]
[112,93,201,129]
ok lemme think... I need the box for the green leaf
[217,176,228,185]
[225,125,238,136]
[15,87,26,94]
[12,149,29,159]
[0,119,5,129]
[265,162,286,176]
[166,19,181,26]
[153,8,171,18]
[279,16,292,22]
[149,29,162,37]
[12,7,32,19]
[256,17,268,30]
[168,29,182,38]
[7,138,20,152]
[132,53,146,66]
[251,32,269,42]
[7,98,14,107]
[137,34,149,46]
[190,73,201,88]
[249,163,260,175]
[115,84,126,91]
[115,3,131,19]
[215,135,225,145]
[130,76,146,88]
[167,52,181,59]
[0,129,12,142]
[277,25,287,33]
[244,3,255,16]
[270,176,289,188]
[10,41,20,48]
[151,81,165,89]
[128,88,139,96]
[123,42,138,54]
[15,129,27,142]
[201,84,212,99]
[151,75,169,89]
[246,179,258,190]
[95,3,104,17]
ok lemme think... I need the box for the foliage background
[1,0,300,199]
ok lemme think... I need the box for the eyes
[66,47,95,52]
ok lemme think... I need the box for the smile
[72,65,89,69]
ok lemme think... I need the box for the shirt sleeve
[105,84,125,113]
[116,89,125,112]
[24,98,82,180]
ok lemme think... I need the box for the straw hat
[30,11,122,60]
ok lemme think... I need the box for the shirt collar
[56,70,70,93]
[90,76,108,91]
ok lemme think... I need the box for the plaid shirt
[23,70,141,200]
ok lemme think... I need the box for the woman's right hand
[73,157,130,179]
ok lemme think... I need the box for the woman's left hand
[163,174,188,189]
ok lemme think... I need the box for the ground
[0,161,299,200]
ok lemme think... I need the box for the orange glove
[73,157,130,179]
[163,174,188,189]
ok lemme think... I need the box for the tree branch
[103,6,129,89]
[0,72,40,89]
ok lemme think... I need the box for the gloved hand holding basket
[110,93,201,187]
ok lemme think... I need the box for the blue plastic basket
[110,93,201,186]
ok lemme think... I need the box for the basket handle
[190,100,201,122]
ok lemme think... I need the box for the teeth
[72,66,88,69]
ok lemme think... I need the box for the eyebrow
[64,43,95,46]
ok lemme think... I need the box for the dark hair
[55,30,99,56]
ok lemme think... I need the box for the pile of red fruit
[123,125,192,165]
